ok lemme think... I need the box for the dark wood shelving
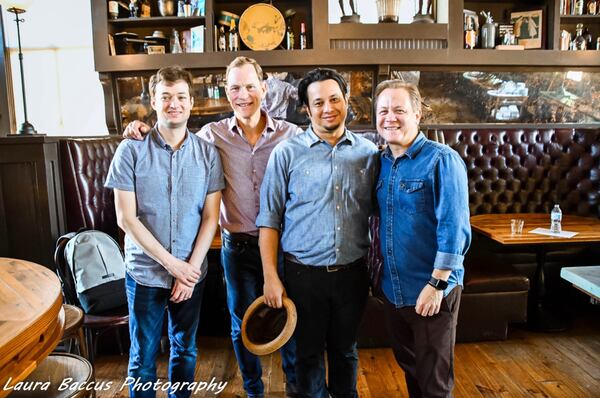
[328,23,448,40]
[560,14,600,18]
[108,16,205,28]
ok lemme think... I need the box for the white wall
[2,1,108,135]
[328,0,448,24]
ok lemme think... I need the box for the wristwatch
[428,276,448,291]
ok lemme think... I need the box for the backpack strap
[54,231,80,305]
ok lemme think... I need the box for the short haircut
[149,65,194,98]
[374,80,422,114]
[225,56,264,83]
[297,68,348,107]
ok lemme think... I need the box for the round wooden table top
[0,257,64,397]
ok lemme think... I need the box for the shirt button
[253,169,256,173]
[337,227,341,231]
[336,205,340,210]
[336,248,340,252]
[335,185,339,190]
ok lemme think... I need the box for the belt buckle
[326,265,340,273]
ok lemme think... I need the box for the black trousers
[383,287,462,398]
[284,259,369,398]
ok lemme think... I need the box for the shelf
[108,16,205,28]
[560,15,600,19]
[328,23,448,40]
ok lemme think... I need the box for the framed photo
[510,9,543,49]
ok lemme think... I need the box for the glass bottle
[108,1,120,19]
[170,29,183,53]
[129,0,139,18]
[286,24,295,50]
[583,26,593,47]
[229,19,239,52]
[299,22,307,50]
[480,11,496,49]
[587,0,597,15]
[218,26,227,51]
[573,23,587,50]
[575,0,585,15]
[550,204,562,234]
[597,37,600,50]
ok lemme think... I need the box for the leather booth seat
[359,128,600,344]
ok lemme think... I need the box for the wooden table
[0,258,65,397]
[470,213,600,331]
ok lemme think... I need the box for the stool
[61,304,89,359]
[10,353,95,398]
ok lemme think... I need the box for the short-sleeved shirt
[105,128,224,288]
[256,127,379,266]
[198,111,301,235]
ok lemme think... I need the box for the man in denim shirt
[106,66,223,398]
[257,68,379,398]
[375,80,471,398]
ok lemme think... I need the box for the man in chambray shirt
[106,66,223,398]
[257,68,379,398]
[375,80,471,398]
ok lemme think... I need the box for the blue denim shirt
[377,133,471,307]
[105,128,225,288]
[256,127,379,266]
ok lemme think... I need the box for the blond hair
[225,56,264,82]
[374,80,422,114]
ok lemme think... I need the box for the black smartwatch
[428,276,448,290]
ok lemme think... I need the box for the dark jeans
[125,272,205,398]
[284,259,369,398]
[221,231,297,397]
[383,286,462,398]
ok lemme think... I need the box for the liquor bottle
[550,204,562,234]
[218,26,227,51]
[587,0,597,14]
[575,0,585,15]
[583,26,593,48]
[299,22,307,50]
[573,23,587,50]
[140,0,151,17]
[286,24,295,50]
[229,19,239,52]
[170,29,183,53]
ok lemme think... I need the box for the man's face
[305,79,348,136]
[225,64,267,119]
[376,87,421,149]
[151,80,193,129]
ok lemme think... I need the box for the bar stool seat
[9,353,94,398]
[61,304,88,359]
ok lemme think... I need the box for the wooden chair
[54,239,128,363]
[9,353,95,398]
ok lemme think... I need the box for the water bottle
[550,204,562,234]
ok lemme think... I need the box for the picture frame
[510,9,543,49]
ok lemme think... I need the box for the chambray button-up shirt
[105,129,224,288]
[198,111,301,235]
[377,133,471,307]
[257,127,379,266]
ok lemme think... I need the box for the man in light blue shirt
[257,68,379,398]
[375,80,471,398]
[105,66,223,398]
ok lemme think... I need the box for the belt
[222,229,259,245]
[285,255,364,273]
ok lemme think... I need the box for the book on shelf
[190,25,204,53]
[108,34,116,56]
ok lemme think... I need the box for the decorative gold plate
[239,4,285,51]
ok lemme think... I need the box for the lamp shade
[0,0,34,10]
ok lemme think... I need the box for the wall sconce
[1,0,37,134]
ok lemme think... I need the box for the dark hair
[297,68,348,107]
[149,65,194,98]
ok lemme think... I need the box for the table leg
[527,247,568,332]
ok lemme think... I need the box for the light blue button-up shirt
[105,128,224,288]
[377,133,471,307]
[256,127,379,266]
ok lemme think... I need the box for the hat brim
[241,295,297,356]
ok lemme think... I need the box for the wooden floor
[93,307,600,398]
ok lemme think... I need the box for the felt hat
[241,295,297,356]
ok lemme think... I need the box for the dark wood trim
[328,23,448,40]
[108,15,205,28]
[0,6,15,136]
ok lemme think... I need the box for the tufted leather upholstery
[60,137,122,240]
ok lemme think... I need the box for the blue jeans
[221,231,297,396]
[126,273,205,398]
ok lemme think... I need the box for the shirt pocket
[290,167,328,202]
[395,179,426,215]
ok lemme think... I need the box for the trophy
[339,0,360,23]
[413,0,434,24]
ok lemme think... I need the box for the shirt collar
[151,125,191,150]
[303,126,355,148]
[228,110,275,138]
[383,131,426,160]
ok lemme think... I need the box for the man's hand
[123,120,151,140]
[170,279,195,303]
[263,276,286,308]
[415,284,443,317]
[165,258,201,288]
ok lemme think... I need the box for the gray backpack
[58,230,126,314]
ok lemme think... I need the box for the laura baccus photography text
[2,376,228,395]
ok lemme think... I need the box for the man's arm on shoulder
[123,120,152,140]
[114,189,200,287]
